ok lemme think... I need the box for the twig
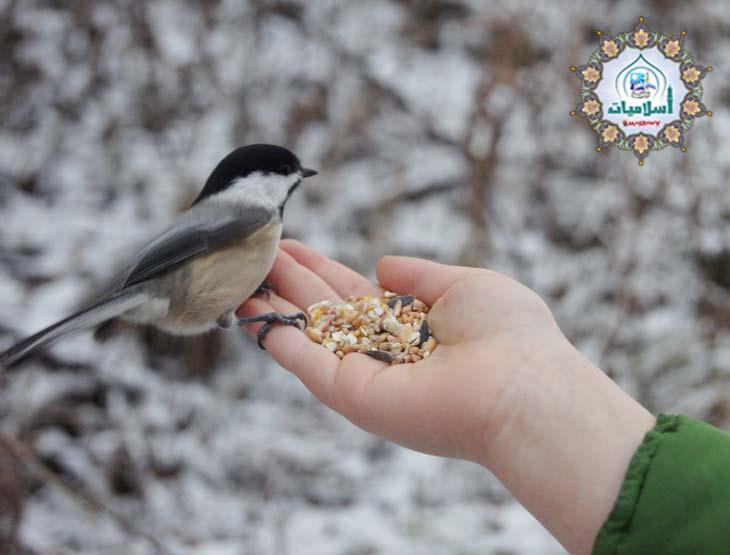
[0,431,172,555]
[373,181,458,211]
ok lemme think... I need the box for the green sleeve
[592,414,730,555]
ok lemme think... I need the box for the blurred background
[0,1,728,553]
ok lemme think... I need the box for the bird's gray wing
[121,206,273,289]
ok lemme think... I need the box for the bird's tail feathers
[0,289,148,369]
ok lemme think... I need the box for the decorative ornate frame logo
[571,17,712,165]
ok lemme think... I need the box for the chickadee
[0,144,317,368]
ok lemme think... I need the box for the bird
[0,144,317,368]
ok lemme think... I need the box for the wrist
[475,335,655,554]
[473,332,583,468]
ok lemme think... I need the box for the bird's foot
[237,311,307,349]
[253,281,276,300]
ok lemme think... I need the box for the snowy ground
[1,1,729,553]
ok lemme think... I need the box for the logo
[571,17,712,165]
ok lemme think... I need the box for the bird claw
[237,311,308,350]
[253,281,276,300]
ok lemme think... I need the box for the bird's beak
[301,167,318,178]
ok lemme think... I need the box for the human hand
[238,240,654,554]
[238,239,561,461]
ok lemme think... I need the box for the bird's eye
[279,164,291,174]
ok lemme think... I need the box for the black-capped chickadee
[0,144,317,368]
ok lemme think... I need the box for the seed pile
[304,292,437,364]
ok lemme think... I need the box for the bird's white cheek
[212,173,297,208]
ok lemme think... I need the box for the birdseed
[304,292,438,365]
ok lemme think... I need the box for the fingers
[238,285,453,453]
[265,249,341,310]
[240,243,387,413]
[376,256,478,306]
[237,295,341,409]
[281,239,382,298]
[237,293,393,416]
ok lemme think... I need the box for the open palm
[237,239,566,462]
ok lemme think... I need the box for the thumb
[375,256,478,306]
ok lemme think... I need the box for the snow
[1,1,728,554]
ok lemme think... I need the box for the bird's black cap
[192,144,316,205]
